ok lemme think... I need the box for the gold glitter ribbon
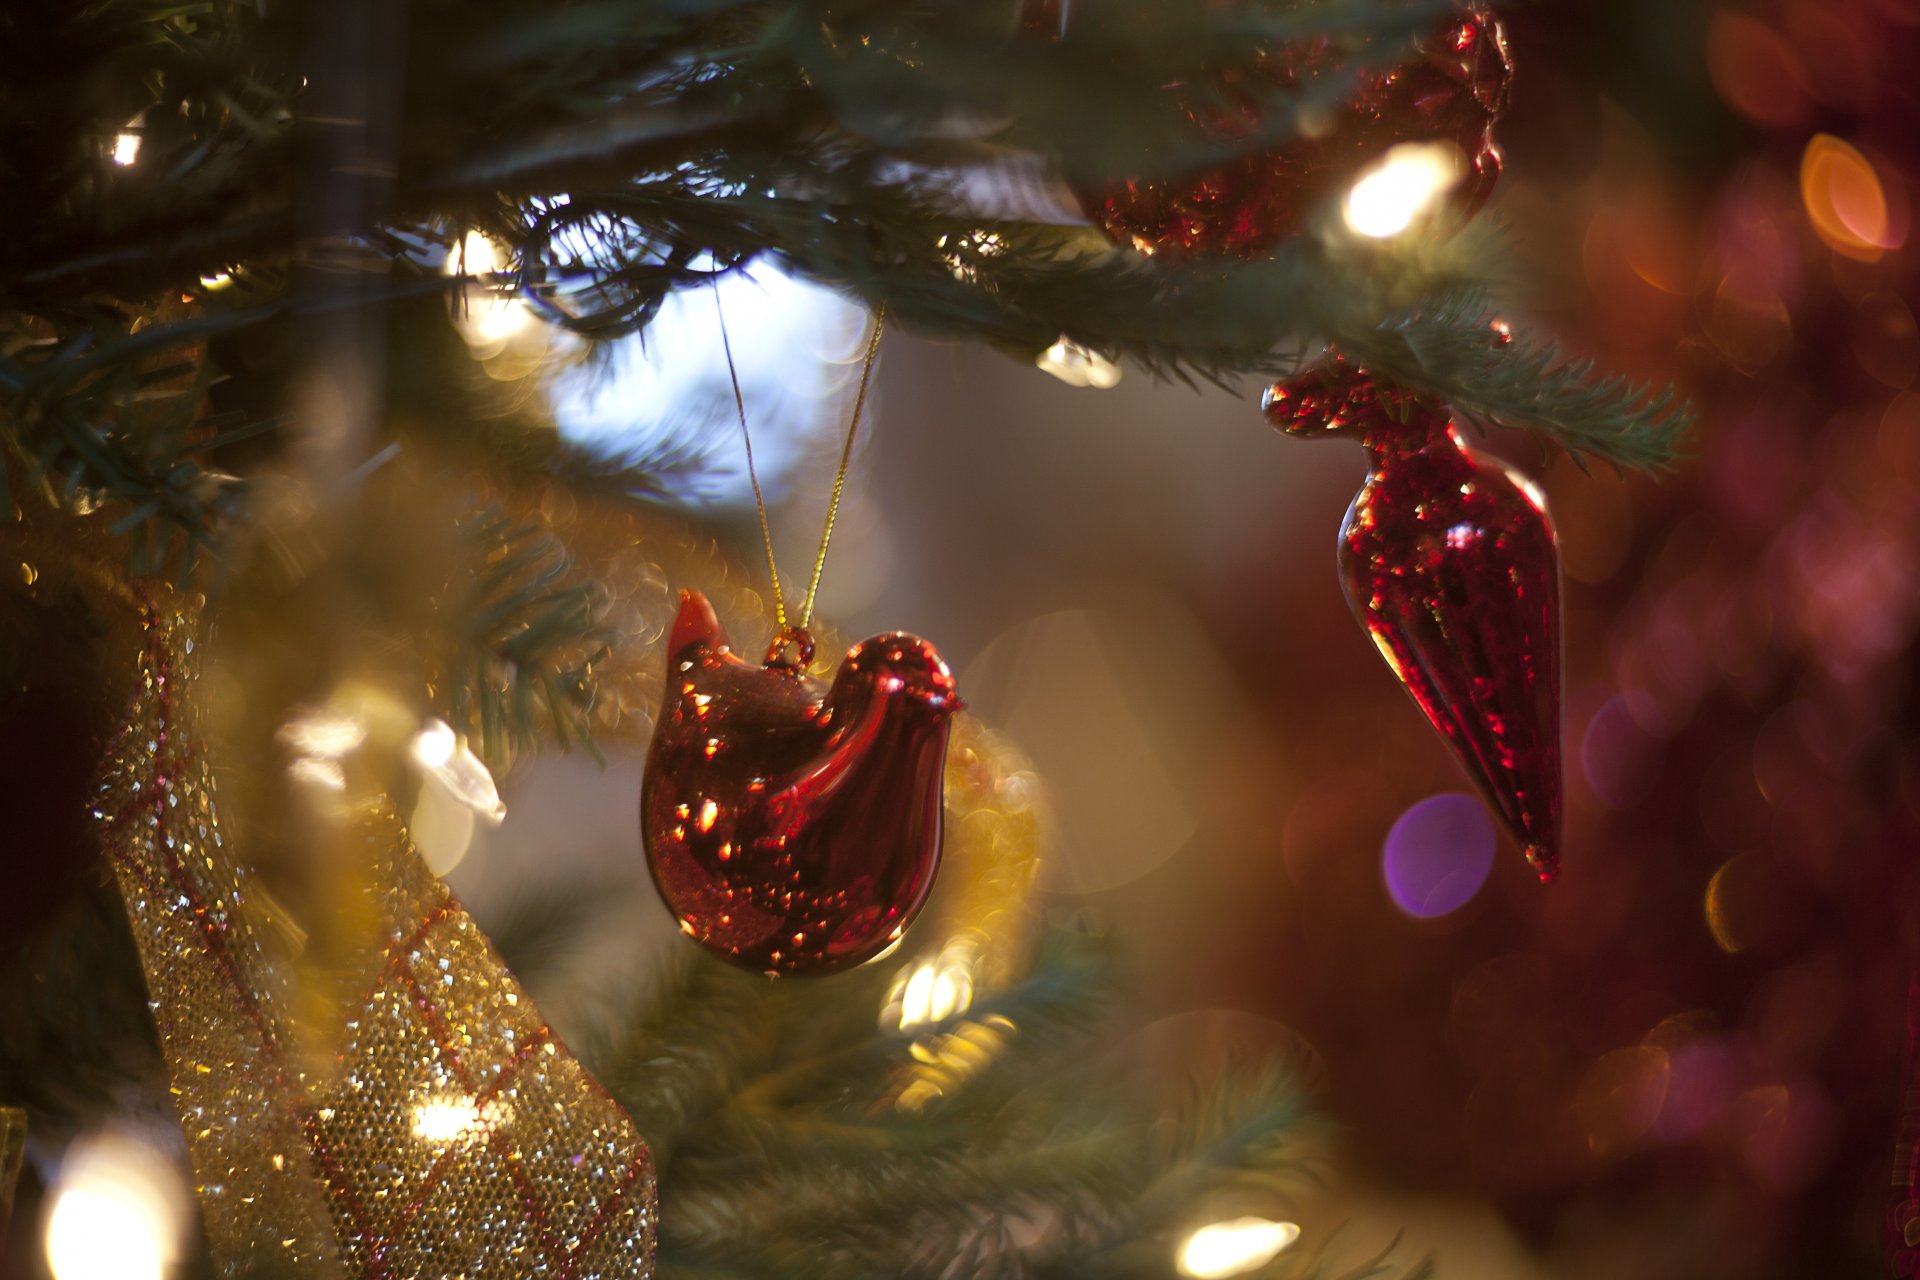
[93,602,657,1279]
[50,459,1041,1278]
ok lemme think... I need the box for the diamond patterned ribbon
[93,604,656,1279]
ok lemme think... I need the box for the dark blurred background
[803,2,1920,1274]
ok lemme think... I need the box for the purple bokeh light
[1382,793,1497,918]
[1582,693,1666,807]
[1656,1036,1747,1141]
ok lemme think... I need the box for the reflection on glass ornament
[112,131,141,167]
[548,261,865,510]
[1036,336,1123,389]
[1177,1217,1302,1279]
[43,1132,189,1280]
[641,590,959,975]
[1267,355,1564,880]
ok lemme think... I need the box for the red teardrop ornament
[642,590,961,974]
[1265,358,1564,880]
[1073,5,1512,257]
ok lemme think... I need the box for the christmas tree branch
[1352,287,1694,471]
[2,0,1690,559]
[577,928,1439,1280]
[0,0,1430,306]
[442,507,615,766]
[0,883,165,1128]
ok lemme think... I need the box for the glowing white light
[412,1097,477,1144]
[928,965,971,1024]
[112,132,142,166]
[409,719,506,827]
[447,231,532,347]
[453,229,503,276]
[1343,142,1466,239]
[411,776,476,877]
[44,1133,188,1280]
[547,259,865,510]
[278,705,363,795]
[1177,1218,1302,1279]
[277,707,367,761]
[287,757,347,793]
[198,271,234,291]
[412,719,456,768]
[412,1095,510,1146]
[937,229,1007,284]
[890,940,980,1031]
[470,298,533,344]
[1036,336,1122,389]
[900,963,936,1027]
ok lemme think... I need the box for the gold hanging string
[799,302,885,631]
[712,280,789,633]
[711,278,887,638]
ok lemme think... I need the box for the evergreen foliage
[0,0,1693,754]
[2,0,1688,565]
[0,5,1693,1270]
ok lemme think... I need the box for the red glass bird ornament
[1265,357,1564,880]
[642,590,961,974]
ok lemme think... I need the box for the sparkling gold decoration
[93,604,657,1279]
[924,723,1044,994]
[873,724,1044,1112]
[30,458,1041,1279]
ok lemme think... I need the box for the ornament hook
[763,628,815,672]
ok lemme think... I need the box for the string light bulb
[447,231,533,346]
[1036,336,1122,389]
[1343,142,1466,240]
[1176,1217,1302,1279]
[43,1133,188,1280]
[411,719,507,826]
[885,938,981,1031]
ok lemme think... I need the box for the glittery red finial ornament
[1265,355,1564,880]
[642,590,960,974]
[1074,4,1512,257]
